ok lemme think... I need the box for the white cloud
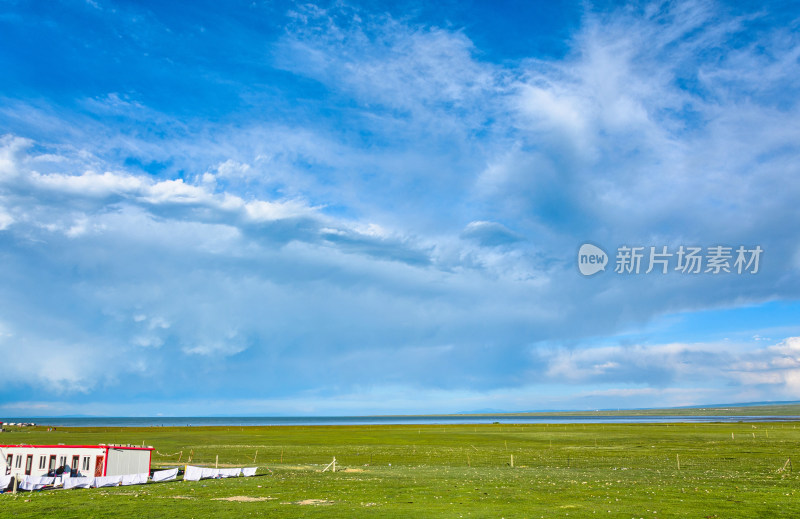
[0,208,13,230]
[132,335,164,348]
[516,84,589,142]
[0,1,798,413]
[0,320,116,393]
[30,170,145,196]
[536,336,800,400]
[475,0,800,252]
[214,159,251,179]
[461,221,522,247]
[142,178,209,204]
[727,337,800,391]
[0,134,32,180]
[242,199,313,222]
[278,5,500,133]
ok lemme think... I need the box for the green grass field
[3,420,800,517]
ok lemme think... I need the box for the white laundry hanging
[183,465,204,481]
[93,475,122,488]
[201,467,219,479]
[151,468,178,482]
[218,468,241,478]
[0,474,13,490]
[121,473,149,486]
[19,476,55,491]
[64,476,93,489]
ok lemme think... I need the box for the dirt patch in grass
[212,496,276,502]
[295,499,334,506]
[341,468,364,473]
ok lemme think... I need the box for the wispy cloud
[0,0,798,414]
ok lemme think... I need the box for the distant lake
[4,415,800,427]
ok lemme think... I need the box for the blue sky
[1,0,799,416]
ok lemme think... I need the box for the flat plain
[2,419,800,517]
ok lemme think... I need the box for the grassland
[3,420,800,517]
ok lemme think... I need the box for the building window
[39,456,46,469]
[15,455,22,468]
[59,455,66,468]
[25,455,33,475]
[82,456,90,471]
[5,454,11,473]
[71,455,80,471]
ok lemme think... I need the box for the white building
[0,444,153,479]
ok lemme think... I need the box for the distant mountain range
[456,401,800,416]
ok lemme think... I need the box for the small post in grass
[322,457,337,473]
[511,454,514,468]
[253,450,258,463]
[216,455,218,469]
[676,454,680,470]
